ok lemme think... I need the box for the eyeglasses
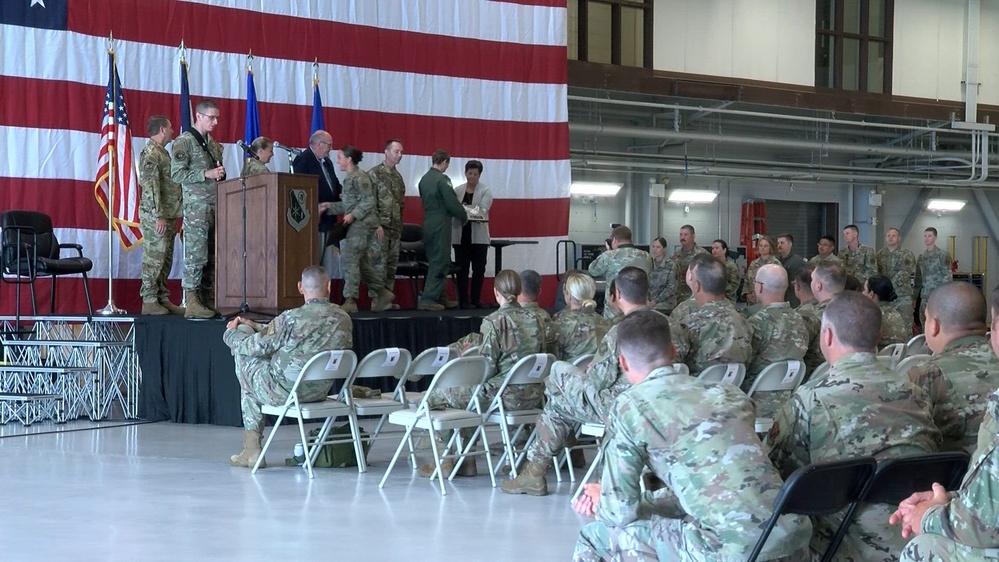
[198,113,220,122]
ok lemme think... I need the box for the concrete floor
[0,420,586,561]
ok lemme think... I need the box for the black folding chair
[748,456,877,562]
[821,451,971,562]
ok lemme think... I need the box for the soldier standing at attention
[138,115,184,316]
[170,99,225,319]
[839,224,877,285]
[917,227,953,329]
[671,224,709,303]
[890,283,999,562]
[876,227,917,334]
[588,225,652,319]
[767,292,940,561]
[417,150,467,311]
[809,235,841,266]
[680,254,753,375]
[328,145,393,314]
[367,139,406,310]
[223,266,352,468]
[777,234,807,307]
[572,310,812,562]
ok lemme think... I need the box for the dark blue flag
[311,82,325,134]
[244,70,260,154]
[179,60,192,132]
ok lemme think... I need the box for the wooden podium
[216,173,318,311]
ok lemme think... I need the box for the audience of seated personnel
[767,292,941,561]
[550,271,609,363]
[890,283,999,562]
[572,310,812,561]
[863,275,911,347]
[680,254,753,374]
[904,281,999,453]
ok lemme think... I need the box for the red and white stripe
[0,0,569,313]
[93,71,143,250]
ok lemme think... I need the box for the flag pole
[98,33,125,315]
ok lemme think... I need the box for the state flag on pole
[179,58,192,132]
[94,52,142,250]
[310,81,324,135]
[244,67,260,152]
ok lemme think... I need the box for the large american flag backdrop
[0,0,570,314]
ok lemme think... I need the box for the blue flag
[179,60,192,132]
[310,82,325,134]
[244,70,260,154]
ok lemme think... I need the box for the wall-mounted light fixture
[570,182,622,197]
[926,199,966,212]
[667,189,718,204]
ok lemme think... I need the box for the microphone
[236,139,251,154]
[274,141,303,155]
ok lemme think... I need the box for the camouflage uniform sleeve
[767,392,814,478]
[585,329,619,391]
[863,249,878,281]
[748,313,767,358]
[139,147,163,218]
[588,252,610,279]
[170,136,206,185]
[372,168,393,228]
[478,315,504,381]
[905,363,961,445]
[225,316,288,359]
[596,395,648,527]
[725,261,741,301]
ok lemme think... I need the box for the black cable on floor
[0,419,158,440]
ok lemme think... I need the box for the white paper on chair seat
[528,355,549,378]
[431,347,450,367]
[326,350,344,371]
[383,348,401,367]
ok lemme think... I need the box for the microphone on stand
[274,141,303,156]
[236,139,251,155]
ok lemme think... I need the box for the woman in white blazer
[451,160,493,308]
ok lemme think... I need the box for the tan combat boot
[440,298,459,309]
[184,290,215,319]
[419,457,455,478]
[370,289,395,312]
[500,460,548,496]
[417,300,445,311]
[201,287,218,314]
[159,299,185,315]
[230,430,265,468]
[141,300,169,315]
[341,298,358,314]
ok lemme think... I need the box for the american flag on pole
[0,0,569,313]
[94,50,142,250]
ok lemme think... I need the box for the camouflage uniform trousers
[526,361,616,467]
[574,516,809,562]
[895,298,916,338]
[233,352,330,432]
[340,225,385,300]
[138,209,177,302]
[425,380,543,443]
[181,197,215,294]
[375,230,401,298]
[901,535,999,561]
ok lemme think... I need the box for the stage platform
[135,308,488,427]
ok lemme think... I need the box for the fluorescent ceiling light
[570,182,622,197]
[926,199,966,211]
[667,189,718,203]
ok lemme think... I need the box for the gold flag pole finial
[107,32,114,55]
[313,58,319,86]
[246,51,254,73]
[179,40,187,65]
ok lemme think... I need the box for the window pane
[844,0,861,34]
[587,1,612,64]
[568,0,578,60]
[869,0,887,38]
[843,38,860,90]
[868,40,886,93]
[816,34,835,88]
[620,6,644,67]
[817,0,835,30]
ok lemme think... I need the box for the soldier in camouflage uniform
[669,295,699,324]
[551,271,609,362]
[917,227,953,329]
[863,276,910,346]
[809,235,842,266]
[573,310,812,562]
[747,265,808,417]
[710,239,742,302]
[588,226,653,320]
[877,227,917,334]
[671,224,709,303]
[744,235,781,305]
[839,224,878,285]
[367,139,405,308]
[518,269,555,354]
[240,136,272,177]
[329,146,392,314]
[767,292,941,561]
[502,268,668,496]
[680,255,753,374]
[223,266,352,468]
[170,99,226,318]
[799,262,846,373]
[422,270,543,477]
[138,115,184,316]
[904,281,999,452]
[648,236,678,314]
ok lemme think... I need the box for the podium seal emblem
[287,189,310,232]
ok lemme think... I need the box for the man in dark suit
[292,130,343,251]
